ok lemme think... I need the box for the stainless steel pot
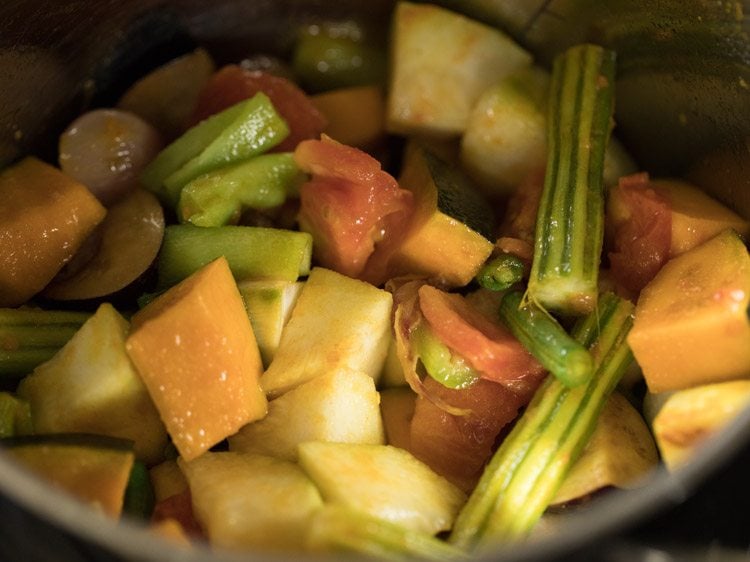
[0,1,748,560]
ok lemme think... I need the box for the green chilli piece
[475,254,525,292]
[412,321,480,390]
[141,93,290,208]
[0,308,91,377]
[0,392,32,437]
[528,44,616,315]
[499,290,592,387]
[178,152,305,227]
[450,292,634,549]
[122,460,156,520]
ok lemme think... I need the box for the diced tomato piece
[295,136,413,278]
[417,284,544,385]
[409,376,532,492]
[151,489,205,540]
[608,172,672,295]
[498,167,545,246]
[190,65,327,152]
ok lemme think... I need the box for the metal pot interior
[0,0,748,560]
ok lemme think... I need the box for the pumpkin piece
[150,517,192,546]
[373,142,494,287]
[628,229,750,392]
[551,392,658,504]
[180,452,323,552]
[260,267,392,397]
[409,376,533,493]
[0,157,106,307]
[126,257,267,461]
[311,86,386,149]
[17,303,167,464]
[653,178,750,256]
[2,434,134,518]
[649,380,750,469]
[229,368,384,461]
[379,386,417,451]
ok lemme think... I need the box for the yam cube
[126,257,267,461]
[179,452,322,552]
[551,392,658,505]
[0,157,106,307]
[261,267,392,397]
[379,387,416,451]
[229,369,384,460]
[387,2,531,137]
[298,441,466,535]
[628,229,750,392]
[18,303,167,464]
[650,380,750,469]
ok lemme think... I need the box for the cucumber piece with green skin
[142,93,290,208]
[307,505,468,561]
[528,44,616,315]
[499,290,592,388]
[0,308,91,377]
[475,254,526,292]
[178,152,304,227]
[157,225,313,289]
[450,292,635,548]
[412,321,480,390]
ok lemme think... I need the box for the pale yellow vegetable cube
[387,1,532,137]
[261,267,392,397]
[18,303,167,464]
[649,380,750,469]
[298,441,466,536]
[180,452,322,552]
[229,369,384,460]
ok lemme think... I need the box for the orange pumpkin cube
[126,257,267,460]
[0,157,106,306]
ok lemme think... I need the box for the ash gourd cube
[260,267,393,397]
[126,256,267,461]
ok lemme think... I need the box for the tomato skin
[417,284,544,386]
[409,376,532,492]
[608,172,672,295]
[190,65,327,152]
[295,136,413,278]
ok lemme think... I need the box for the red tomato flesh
[608,172,672,295]
[417,284,544,386]
[190,65,327,152]
[151,489,205,540]
[294,136,413,278]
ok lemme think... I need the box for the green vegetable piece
[141,93,290,208]
[0,308,91,377]
[475,254,525,291]
[157,224,313,289]
[0,392,32,438]
[178,152,304,227]
[307,505,468,561]
[450,292,634,549]
[528,44,616,315]
[412,321,480,390]
[122,460,155,520]
[499,290,592,388]
[292,23,387,93]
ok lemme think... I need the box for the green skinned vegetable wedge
[528,44,616,315]
[0,308,91,377]
[450,292,634,549]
